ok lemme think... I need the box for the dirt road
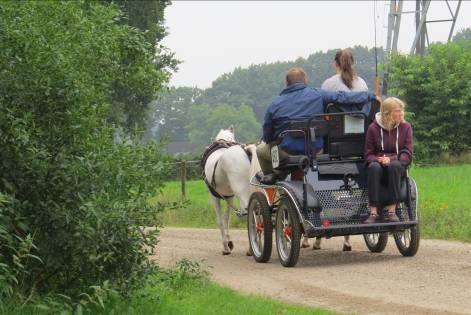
[154,228,471,315]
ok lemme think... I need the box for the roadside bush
[0,0,167,306]
[390,41,471,160]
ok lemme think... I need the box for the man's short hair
[286,67,307,85]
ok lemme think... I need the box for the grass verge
[0,260,334,315]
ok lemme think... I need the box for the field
[158,164,471,242]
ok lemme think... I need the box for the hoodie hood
[375,112,399,131]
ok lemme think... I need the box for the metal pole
[410,0,430,55]
[447,0,462,42]
[385,0,396,55]
[181,160,187,200]
[392,0,403,53]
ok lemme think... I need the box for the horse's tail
[244,144,261,179]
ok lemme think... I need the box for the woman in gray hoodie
[364,97,413,224]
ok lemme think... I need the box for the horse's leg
[226,175,253,255]
[343,235,352,251]
[301,235,310,248]
[313,237,322,250]
[224,197,234,251]
[210,194,231,255]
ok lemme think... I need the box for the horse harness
[200,140,252,200]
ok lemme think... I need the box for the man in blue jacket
[257,67,378,184]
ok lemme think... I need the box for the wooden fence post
[181,160,187,200]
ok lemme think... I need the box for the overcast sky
[162,1,471,88]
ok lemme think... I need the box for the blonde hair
[381,97,405,130]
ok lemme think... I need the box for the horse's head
[215,126,235,143]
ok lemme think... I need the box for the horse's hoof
[222,250,231,255]
[342,245,352,252]
[312,245,321,250]
[301,242,310,248]
[228,241,234,250]
[246,249,253,256]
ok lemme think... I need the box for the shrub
[389,42,471,160]
[0,0,168,305]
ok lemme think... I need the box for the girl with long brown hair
[321,49,368,91]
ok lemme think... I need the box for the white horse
[203,128,351,254]
[202,128,259,255]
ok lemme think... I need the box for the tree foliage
[145,87,203,143]
[186,104,261,148]
[453,27,471,43]
[0,0,168,306]
[389,41,471,159]
[99,0,179,130]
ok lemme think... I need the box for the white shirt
[321,74,368,92]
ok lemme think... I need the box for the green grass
[159,164,471,242]
[1,269,334,315]
[410,164,471,242]
[152,180,246,229]
[100,278,333,315]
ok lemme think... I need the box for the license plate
[271,145,279,168]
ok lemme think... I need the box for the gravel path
[154,227,471,315]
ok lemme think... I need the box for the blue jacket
[262,83,376,153]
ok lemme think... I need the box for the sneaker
[255,171,264,182]
[387,212,400,222]
[364,214,377,224]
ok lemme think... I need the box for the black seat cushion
[275,155,309,170]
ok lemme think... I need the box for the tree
[0,0,168,305]
[186,104,261,148]
[453,27,471,43]
[145,86,203,142]
[100,0,179,130]
[390,42,471,159]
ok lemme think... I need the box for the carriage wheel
[275,196,302,267]
[393,225,420,256]
[394,177,420,257]
[363,233,388,253]
[247,192,273,263]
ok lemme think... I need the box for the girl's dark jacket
[364,112,413,166]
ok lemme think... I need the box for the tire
[394,177,420,256]
[393,225,420,256]
[275,196,302,267]
[247,192,273,263]
[363,233,388,253]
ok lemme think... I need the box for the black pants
[367,160,403,208]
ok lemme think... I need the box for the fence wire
[161,160,201,180]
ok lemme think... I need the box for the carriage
[247,109,419,267]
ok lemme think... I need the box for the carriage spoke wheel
[247,192,272,263]
[363,232,388,253]
[393,226,420,256]
[394,178,420,257]
[276,196,302,267]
